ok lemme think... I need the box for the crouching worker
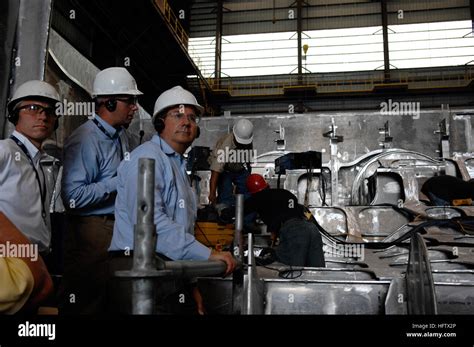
[421,175,474,206]
[108,86,236,314]
[244,174,325,267]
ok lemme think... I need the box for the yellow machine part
[194,222,234,251]
[452,198,473,206]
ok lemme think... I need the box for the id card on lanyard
[92,118,124,160]
[10,135,47,220]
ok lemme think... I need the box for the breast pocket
[97,140,120,173]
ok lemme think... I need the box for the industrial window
[302,26,384,73]
[189,36,215,78]
[221,31,298,77]
[189,21,474,77]
[190,31,298,77]
[388,20,474,69]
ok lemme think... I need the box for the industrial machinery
[197,151,474,314]
[191,115,474,315]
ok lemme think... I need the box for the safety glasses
[115,96,138,105]
[167,112,201,124]
[17,104,57,117]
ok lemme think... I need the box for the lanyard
[9,135,47,219]
[92,118,124,160]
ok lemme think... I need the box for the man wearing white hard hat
[109,86,236,314]
[208,118,255,225]
[60,67,142,314]
[0,80,61,255]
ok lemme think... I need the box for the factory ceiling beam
[381,0,390,82]
[214,0,223,88]
[471,0,474,29]
[297,0,303,85]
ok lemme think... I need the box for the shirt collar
[93,113,121,138]
[12,130,41,162]
[152,134,177,156]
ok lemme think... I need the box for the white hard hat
[7,80,60,114]
[233,119,253,145]
[152,86,204,121]
[92,67,143,97]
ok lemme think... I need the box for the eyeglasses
[115,96,138,105]
[17,104,57,117]
[167,112,200,124]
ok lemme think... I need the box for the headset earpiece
[196,126,200,139]
[105,99,117,112]
[154,117,165,133]
[7,110,19,125]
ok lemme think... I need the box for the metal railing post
[232,194,244,314]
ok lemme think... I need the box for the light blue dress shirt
[0,130,51,252]
[62,114,127,215]
[110,135,211,261]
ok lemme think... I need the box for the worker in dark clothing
[244,174,325,267]
[421,175,474,206]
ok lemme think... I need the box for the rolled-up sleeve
[209,134,234,173]
[209,149,224,173]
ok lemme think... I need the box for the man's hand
[208,191,217,205]
[209,250,236,276]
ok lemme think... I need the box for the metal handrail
[204,65,474,96]
[153,0,189,48]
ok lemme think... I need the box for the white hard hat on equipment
[92,67,143,97]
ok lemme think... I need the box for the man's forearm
[209,170,220,196]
